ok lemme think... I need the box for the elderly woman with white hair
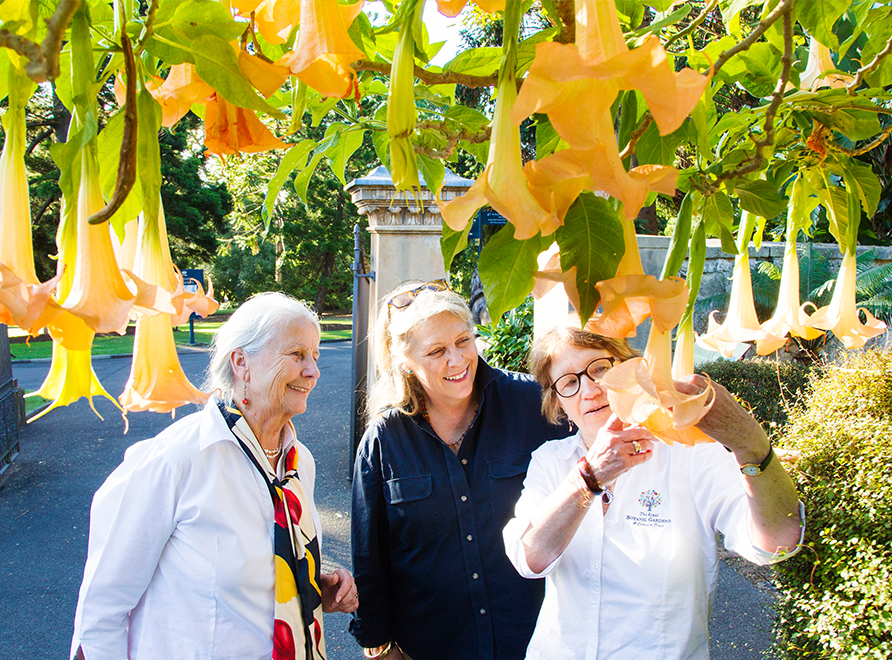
[71,292,357,660]
[350,280,565,660]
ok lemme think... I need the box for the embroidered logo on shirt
[639,489,662,511]
[625,489,671,528]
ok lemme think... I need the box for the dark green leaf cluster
[772,349,892,658]
[477,297,534,373]
[696,358,812,436]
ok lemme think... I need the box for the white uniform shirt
[70,400,322,660]
[504,433,800,660]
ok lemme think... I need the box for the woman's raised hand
[585,414,656,485]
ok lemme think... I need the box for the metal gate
[0,325,20,475]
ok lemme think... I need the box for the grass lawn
[8,320,351,361]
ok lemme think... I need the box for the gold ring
[632,440,641,454]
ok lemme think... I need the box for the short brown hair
[529,323,639,424]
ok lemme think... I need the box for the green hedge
[478,298,534,373]
[773,349,892,659]
[696,358,812,437]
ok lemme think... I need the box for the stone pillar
[346,166,474,388]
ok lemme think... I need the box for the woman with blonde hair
[350,280,564,660]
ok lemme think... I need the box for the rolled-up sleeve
[349,431,393,648]
[503,449,563,579]
[71,443,179,660]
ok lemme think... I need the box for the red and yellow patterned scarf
[220,403,326,660]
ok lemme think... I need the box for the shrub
[696,359,813,437]
[477,298,534,372]
[773,349,892,659]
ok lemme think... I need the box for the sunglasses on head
[387,279,452,314]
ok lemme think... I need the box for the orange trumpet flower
[435,0,504,17]
[278,0,366,99]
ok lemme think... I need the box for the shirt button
[466,534,473,541]
[460,495,468,502]
[479,608,486,615]
[472,573,479,579]
[461,458,468,465]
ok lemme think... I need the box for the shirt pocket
[488,453,531,528]
[384,474,444,547]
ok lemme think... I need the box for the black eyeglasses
[387,279,451,313]
[550,357,618,398]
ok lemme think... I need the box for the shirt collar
[196,396,297,458]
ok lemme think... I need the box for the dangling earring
[242,382,249,406]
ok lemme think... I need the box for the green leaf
[478,227,546,325]
[735,42,783,98]
[136,85,163,236]
[347,10,375,59]
[326,127,366,185]
[535,117,563,159]
[441,221,472,272]
[635,122,679,166]
[418,153,445,194]
[292,152,325,205]
[166,0,244,43]
[734,179,785,220]
[556,193,625,325]
[189,36,283,117]
[97,108,143,235]
[797,0,849,50]
[720,0,763,27]
[444,104,490,131]
[444,47,500,76]
[812,108,880,142]
[836,158,881,219]
[700,192,738,255]
[820,182,851,252]
[661,192,693,279]
[263,140,316,223]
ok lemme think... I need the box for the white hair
[204,292,320,403]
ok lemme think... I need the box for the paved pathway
[0,342,775,659]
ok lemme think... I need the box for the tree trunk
[314,252,335,314]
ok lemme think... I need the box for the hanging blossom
[601,304,715,447]
[386,0,423,192]
[231,0,301,46]
[806,250,886,348]
[800,36,854,91]
[438,1,559,240]
[120,205,209,414]
[278,0,366,99]
[510,0,709,223]
[435,0,504,17]
[760,174,825,346]
[697,210,787,357]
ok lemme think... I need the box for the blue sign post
[181,268,204,345]
[469,208,508,254]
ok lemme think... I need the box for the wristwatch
[740,445,774,476]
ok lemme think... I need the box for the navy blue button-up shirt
[350,359,566,660]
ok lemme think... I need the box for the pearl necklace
[262,445,282,458]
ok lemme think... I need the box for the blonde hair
[367,281,475,418]
[205,292,320,404]
[529,323,639,424]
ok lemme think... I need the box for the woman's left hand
[320,568,359,613]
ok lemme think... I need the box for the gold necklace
[422,402,479,448]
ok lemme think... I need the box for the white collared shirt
[70,399,321,660]
[503,433,801,660]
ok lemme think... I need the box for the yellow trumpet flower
[386,0,422,192]
[232,0,302,46]
[511,0,710,150]
[800,36,853,91]
[438,48,559,239]
[29,339,120,422]
[435,0,504,17]
[602,322,714,446]
[120,206,208,414]
[671,315,696,380]
[805,250,886,349]
[278,0,366,99]
[697,211,786,357]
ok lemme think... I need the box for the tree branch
[698,0,795,194]
[135,0,160,55]
[847,34,892,96]
[414,122,492,160]
[553,0,576,45]
[619,113,653,160]
[830,123,892,157]
[30,0,82,82]
[664,0,718,51]
[33,192,59,226]
[713,0,792,76]
[0,30,42,65]
[353,59,499,89]
[25,128,54,157]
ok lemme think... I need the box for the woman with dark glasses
[350,280,564,660]
[503,321,804,659]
